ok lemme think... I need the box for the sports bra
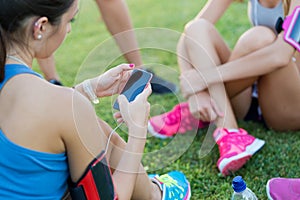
[248,0,284,33]
[0,64,69,199]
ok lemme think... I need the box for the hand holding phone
[113,69,153,110]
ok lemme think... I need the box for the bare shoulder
[3,74,94,131]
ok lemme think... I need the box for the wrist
[128,135,147,141]
[128,126,147,140]
[74,79,99,104]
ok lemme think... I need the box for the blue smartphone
[113,69,153,110]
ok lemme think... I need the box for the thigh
[182,18,231,70]
[224,27,276,119]
[96,118,127,169]
[97,119,155,199]
[230,87,252,119]
[294,51,300,71]
[258,61,300,131]
[226,26,277,97]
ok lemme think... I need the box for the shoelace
[218,132,253,156]
[157,174,185,198]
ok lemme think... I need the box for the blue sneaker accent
[149,171,191,200]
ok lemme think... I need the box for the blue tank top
[248,0,284,33]
[0,64,69,199]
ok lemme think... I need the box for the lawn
[33,0,300,199]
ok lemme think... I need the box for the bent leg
[98,119,160,200]
[258,60,300,131]
[226,26,277,119]
[224,26,300,130]
[180,18,237,128]
[180,21,266,176]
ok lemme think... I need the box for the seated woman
[149,0,300,176]
[0,0,190,199]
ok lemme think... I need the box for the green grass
[33,0,300,199]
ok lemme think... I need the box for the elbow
[272,50,294,68]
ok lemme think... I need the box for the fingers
[113,112,122,119]
[191,110,201,119]
[199,100,223,122]
[117,94,129,110]
[118,83,151,110]
[135,84,152,102]
[113,63,135,75]
[189,99,222,122]
[211,99,224,118]
[113,112,124,124]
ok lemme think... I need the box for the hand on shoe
[188,92,223,122]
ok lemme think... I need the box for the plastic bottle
[231,176,258,200]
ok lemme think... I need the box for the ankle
[227,128,239,133]
[151,181,162,200]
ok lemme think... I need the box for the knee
[181,18,219,51]
[236,26,276,53]
[183,18,215,38]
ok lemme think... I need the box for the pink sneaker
[266,178,300,200]
[148,102,209,138]
[213,128,265,176]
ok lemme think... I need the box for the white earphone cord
[104,122,124,154]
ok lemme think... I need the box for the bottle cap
[232,176,246,192]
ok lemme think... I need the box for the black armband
[69,151,117,200]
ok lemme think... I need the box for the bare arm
[208,34,295,84]
[74,64,133,101]
[62,86,151,200]
[195,0,233,23]
[181,33,296,96]
[202,1,300,87]
[96,0,143,66]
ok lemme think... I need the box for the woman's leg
[179,19,265,176]
[148,19,234,138]
[223,26,300,131]
[98,119,161,200]
[258,59,300,131]
[226,26,277,119]
[294,52,300,71]
[179,18,237,128]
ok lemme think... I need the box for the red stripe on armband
[69,151,118,200]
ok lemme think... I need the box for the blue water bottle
[231,176,258,200]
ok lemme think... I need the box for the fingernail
[129,63,135,68]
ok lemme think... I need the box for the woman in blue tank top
[0,1,191,200]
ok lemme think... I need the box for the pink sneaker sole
[148,121,172,139]
[266,180,274,200]
[218,138,265,175]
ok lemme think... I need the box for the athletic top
[248,0,284,33]
[0,64,69,199]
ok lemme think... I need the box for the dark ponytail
[0,0,74,82]
[0,25,6,82]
